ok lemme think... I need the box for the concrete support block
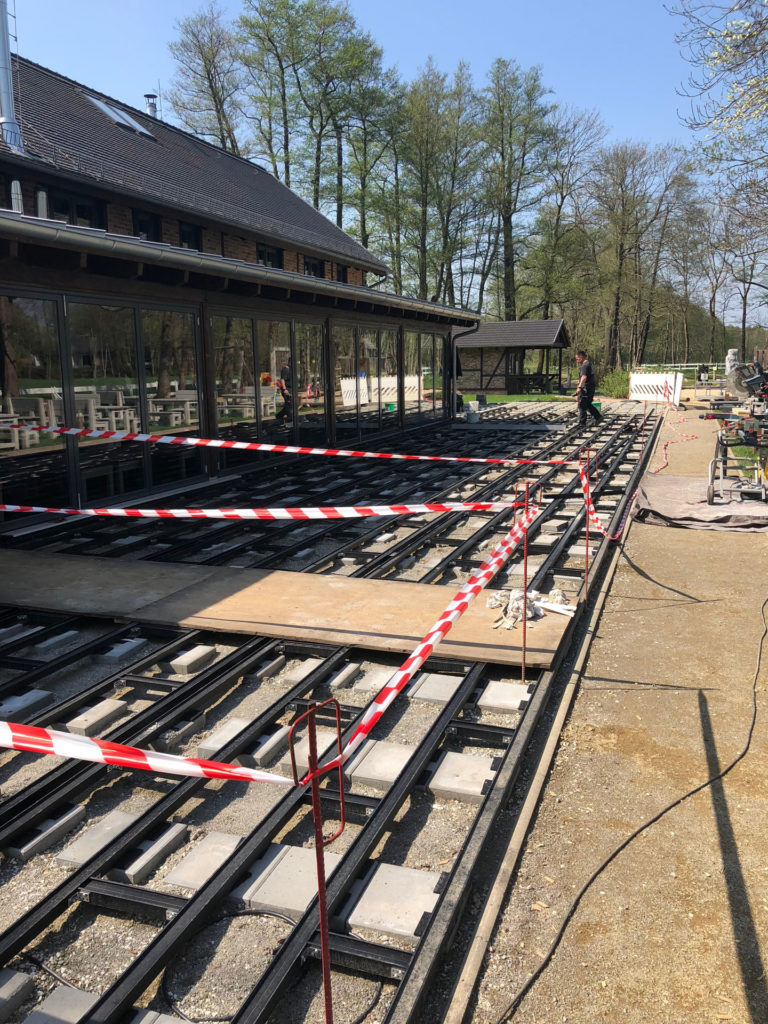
[328,662,361,690]
[108,823,189,885]
[0,689,53,718]
[160,645,216,677]
[338,862,441,942]
[7,805,85,861]
[153,713,206,753]
[22,987,98,1024]
[95,638,147,663]
[425,750,496,804]
[247,654,286,682]
[277,727,338,776]
[408,671,464,706]
[33,630,79,651]
[66,698,127,736]
[238,725,291,767]
[477,680,534,713]
[57,810,140,867]
[232,844,342,918]
[352,666,394,694]
[162,831,242,891]
[283,658,324,686]
[345,740,415,791]
[0,968,35,1021]
[197,718,250,761]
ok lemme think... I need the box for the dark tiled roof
[455,320,570,349]
[5,56,388,274]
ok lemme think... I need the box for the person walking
[573,349,602,426]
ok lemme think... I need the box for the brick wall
[223,234,257,262]
[283,250,299,274]
[201,228,220,255]
[162,217,179,247]
[347,267,362,287]
[107,203,133,236]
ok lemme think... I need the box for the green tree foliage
[165,0,760,371]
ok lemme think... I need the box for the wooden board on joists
[0,549,570,667]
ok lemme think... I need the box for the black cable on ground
[493,594,768,1023]
[161,910,384,1024]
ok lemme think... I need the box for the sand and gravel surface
[421,399,768,1024]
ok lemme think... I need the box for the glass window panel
[435,335,445,415]
[142,309,203,486]
[404,330,420,420]
[422,333,436,419]
[213,315,258,467]
[0,295,68,513]
[332,324,357,442]
[67,302,145,501]
[380,330,398,428]
[294,322,325,445]
[358,329,379,437]
[255,319,292,441]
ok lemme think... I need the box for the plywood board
[0,549,569,666]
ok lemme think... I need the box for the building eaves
[0,211,480,327]
[455,320,570,349]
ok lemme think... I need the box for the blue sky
[12,0,694,149]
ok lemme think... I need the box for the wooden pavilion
[454,320,571,396]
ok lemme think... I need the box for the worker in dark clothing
[277,356,293,425]
[574,349,602,426]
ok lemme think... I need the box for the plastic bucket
[593,402,602,413]
[386,402,395,411]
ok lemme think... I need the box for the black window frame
[47,187,105,229]
[257,243,283,269]
[179,221,203,251]
[303,255,324,279]
[335,263,348,284]
[132,208,162,242]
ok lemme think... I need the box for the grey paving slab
[0,689,53,718]
[0,968,35,1021]
[7,805,85,861]
[408,671,464,706]
[352,666,394,694]
[0,624,43,646]
[277,727,338,776]
[477,680,534,713]
[22,986,97,1024]
[254,654,286,680]
[66,698,127,736]
[57,810,140,867]
[339,862,441,941]
[328,662,362,689]
[232,843,342,918]
[96,638,147,663]
[425,750,496,804]
[153,713,206,753]
[108,823,189,885]
[345,739,415,791]
[161,831,242,891]
[197,717,251,761]
[239,724,290,767]
[160,644,216,677]
[282,657,324,686]
[32,630,79,651]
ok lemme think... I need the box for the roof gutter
[450,320,481,418]
[0,211,481,326]
[0,0,22,153]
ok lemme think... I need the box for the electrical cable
[15,951,80,989]
[161,911,384,1024]
[493,594,768,1022]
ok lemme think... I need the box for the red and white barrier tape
[8,423,577,469]
[650,399,698,475]
[312,504,541,779]
[578,466,635,542]
[0,721,291,785]
[0,500,523,522]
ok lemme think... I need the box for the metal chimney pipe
[144,93,157,118]
[0,0,22,152]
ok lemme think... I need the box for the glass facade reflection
[295,322,325,443]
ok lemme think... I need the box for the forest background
[160,0,768,372]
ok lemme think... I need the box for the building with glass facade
[0,56,478,516]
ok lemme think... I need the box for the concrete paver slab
[425,750,496,804]
[233,843,342,918]
[162,831,242,891]
[340,862,442,941]
[345,739,415,790]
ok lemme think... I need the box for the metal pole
[584,452,590,596]
[521,482,529,688]
[307,705,334,1024]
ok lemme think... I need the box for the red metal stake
[521,482,529,688]
[307,705,334,1024]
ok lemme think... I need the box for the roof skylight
[84,94,155,140]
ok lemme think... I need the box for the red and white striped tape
[8,423,577,469]
[312,503,541,779]
[0,721,291,785]
[650,398,698,475]
[0,500,522,522]
[578,466,635,541]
